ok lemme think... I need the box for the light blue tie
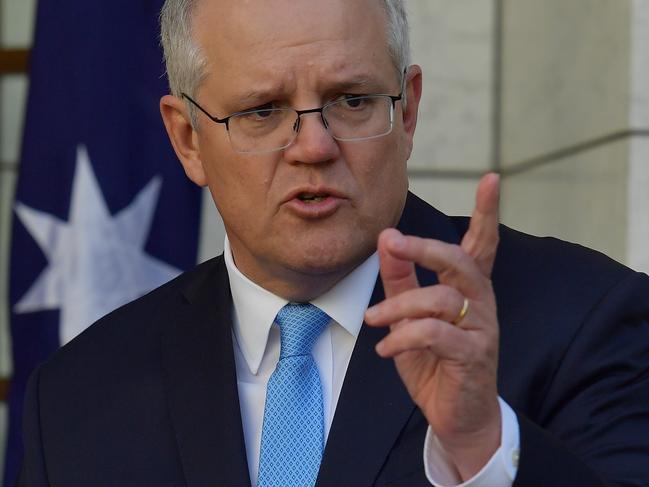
[257,303,330,487]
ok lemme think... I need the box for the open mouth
[297,193,328,203]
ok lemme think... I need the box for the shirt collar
[224,236,379,375]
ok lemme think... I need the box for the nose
[284,111,340,164]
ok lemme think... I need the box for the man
[18,0,649,486]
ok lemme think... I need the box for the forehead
[193,0,396,97]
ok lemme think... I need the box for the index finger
[461,173,500,277]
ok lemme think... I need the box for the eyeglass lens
[228,95,395,153]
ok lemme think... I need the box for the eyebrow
[235,88,280,106]
[230,73,390,108]
[328,76,383,93]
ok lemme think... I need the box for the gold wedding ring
[452,297,470,325]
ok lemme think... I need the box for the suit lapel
[317,278,414,486]
[161,257,251,487]
[317,193,462,486]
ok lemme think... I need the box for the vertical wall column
[628,0,649,273]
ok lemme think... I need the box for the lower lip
[285,196,343,218]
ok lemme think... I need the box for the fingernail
[375,341,385,355]
[391,233,406,250]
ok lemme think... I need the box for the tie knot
[275,303,329,358]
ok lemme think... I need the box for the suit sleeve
[513,271,649,487]
[16,365,50,487]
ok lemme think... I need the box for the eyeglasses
[181,91,403,154]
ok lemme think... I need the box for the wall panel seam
[491,0,504,173]
[409,129,649,179]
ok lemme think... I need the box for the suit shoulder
[437,214,641,317]
[489,223,647,350]
[494,224,633,290]
[41,255,228,374]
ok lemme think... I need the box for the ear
[401,64,423,140]
[160,94,208,187]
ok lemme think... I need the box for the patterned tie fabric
[257,303,330,487]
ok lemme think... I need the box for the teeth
[299,193,326,202]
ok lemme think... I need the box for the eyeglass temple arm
[181,92,230,125]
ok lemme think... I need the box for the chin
[283,232,375,277]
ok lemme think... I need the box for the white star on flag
[14,145,181,344]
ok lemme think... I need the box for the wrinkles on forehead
[191,0,395,101]
[225,74,390,116]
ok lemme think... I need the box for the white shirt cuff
[423,397,520,487]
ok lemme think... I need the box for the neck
[236,261,355,302]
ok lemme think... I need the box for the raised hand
[364,173,502,480]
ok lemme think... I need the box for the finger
[375,317,469,359]
[365,284,465,326]
[461,173,500,277]
[381,235,486,298]
[377,228,419,298]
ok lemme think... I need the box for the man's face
[173,0,421,299]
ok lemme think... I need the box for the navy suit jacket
[18,192,649,486]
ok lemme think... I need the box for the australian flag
[3,1,203,484]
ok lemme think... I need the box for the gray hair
[159,0,411,124]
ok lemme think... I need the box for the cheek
[342,140,408,235]
[201,148,280,230]
[354,137,408,196]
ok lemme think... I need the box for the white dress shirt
[223,237,519,486]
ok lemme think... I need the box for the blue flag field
[3,1,202,484]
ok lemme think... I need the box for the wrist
[436,410,502,480]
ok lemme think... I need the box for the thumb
[377,228,419,298]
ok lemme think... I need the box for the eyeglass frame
[180,70,407,153]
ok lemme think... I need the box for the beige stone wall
[499,0,634,263]
[500,0,631,164]
[501,142,630,262]
[407,0,648,271]
[406,0,494,217]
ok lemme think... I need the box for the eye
[335,94,368,109]
[236,103,281,122]
[251,108,275,120]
